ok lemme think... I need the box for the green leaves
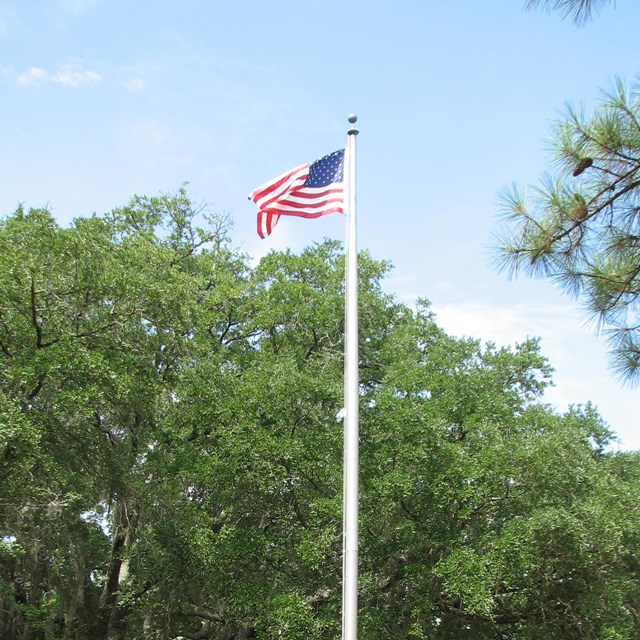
[495,77,640,383]
[2,195,639,639]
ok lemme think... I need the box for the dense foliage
[2,194,639,639]
[495,78,640,383]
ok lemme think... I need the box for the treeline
[1,192,639,640]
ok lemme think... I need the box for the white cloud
[16,67,47,85]
[433,301,580,347]
[17,63,101,87]
[54,65,101,86]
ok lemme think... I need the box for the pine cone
[572,157,593,177]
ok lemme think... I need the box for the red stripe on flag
[249,150,344,238]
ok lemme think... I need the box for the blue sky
[1,0,638,448]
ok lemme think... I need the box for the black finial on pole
[348,113,359,135]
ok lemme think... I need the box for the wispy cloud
[56,0,97,15]
[17,63,101,87]
[0,6,14,37]
[124,77,147,92]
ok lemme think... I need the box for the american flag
[249,149,345,239]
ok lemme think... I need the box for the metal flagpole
[342,114,359,640]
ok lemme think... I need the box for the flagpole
[342,113,359,640]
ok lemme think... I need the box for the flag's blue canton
[305,149,344,188]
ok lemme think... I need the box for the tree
[141,242,640,640]
[356,311,640,639]
[2,194,640,639]
[525,0,615,24]
[0,192,240,639]
[495,78,640,383]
